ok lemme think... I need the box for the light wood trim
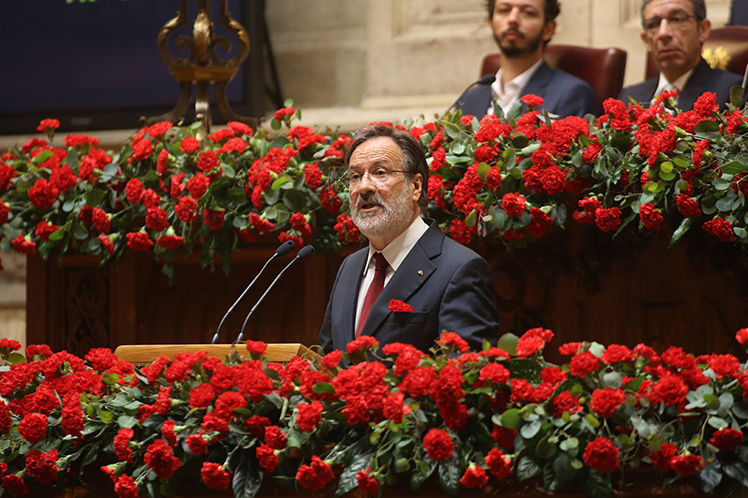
[114,343,322,367]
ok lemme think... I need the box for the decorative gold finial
[149,0,258,135]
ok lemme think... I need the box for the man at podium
[318,125,500,354]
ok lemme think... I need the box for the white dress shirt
[488,58,544,116]
[354,216,429,332]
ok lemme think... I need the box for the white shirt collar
[489,58,544,115]
[362,216,429,276]
[655,68,694,97]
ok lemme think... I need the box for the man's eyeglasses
[643,12,698,34]
[345,168,411,187]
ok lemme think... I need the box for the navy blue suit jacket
[318,220,500,354]
[617,58,742,110]
[454,61,598,118]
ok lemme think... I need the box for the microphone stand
[210,240,295,344]
[234,245,315,344]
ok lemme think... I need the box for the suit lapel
[359,223,442,337]
[680,58,711,110]
[521,60,552,98]
[338,249,367,344]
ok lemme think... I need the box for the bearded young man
[454,0,597,118]
[618,0,742,110]
[317,125,500,354]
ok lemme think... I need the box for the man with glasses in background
[618,0,742,110]
[318,125,500,354]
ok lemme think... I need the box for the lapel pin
[418,270,423,276]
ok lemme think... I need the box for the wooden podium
[113,343,323,367]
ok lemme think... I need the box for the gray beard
[351,189,415,242]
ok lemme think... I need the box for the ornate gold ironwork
[150,0,258,136]
[703,46,731,71]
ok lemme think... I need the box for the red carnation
[501,192,526,217]
[671,454,704,477]
[355,467,380,494]
[484,448,512,478]
[203,209,225,230]
[2,474,29,495]
[156,234,185,250]
[257,443,280,472]
[147,121,173,138]
[583,437,620,472]
[459,464,488,488]
[703,217,735,242]
[201,462,231,489]
[639,202,663,230]
[37,118,60,133]
[18,412,48,444]
[569,351,600,377]
[595,207,622,233]
[28,177,59,210]
[114,428,134,463]
[11,234,36,255]
[180,136,200,153]
[551,391,582,418]
[437,331,469,353]
[144,439,181,479]
[479,363,510,385]
[197,151,220,173]
[650,442,678,471]
[710,428,744,452]
[35,221,59,241]
[521,94,544,106]
[590,387,625,418]
[25,449,59,485]
[423,428,454,461]
[126,231,154,252]
[296,401,323,433]
[388,299,413,313]
[737,328,748,345]
[113,474,139,498]
[145,207,169,232]
[186,433,208,456]
[296,455,334,491]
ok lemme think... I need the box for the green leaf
[232,454,262,498]
[497,332,519,357]
[536,434,558,459]
[410,457,436,491]
[724,461,748,487]
[699,460,723,493]
[101,373,120,385]
[516,456,542,481]
[465,210,477,228]
[282,189,308,212]
[668,217,694,248]
[720,161,748,176]
[335,451,371,497]
[437,460,461,498]
[520,420,542,440]
[98,410,114,424]
[580,469,612,498]
[117,415,138,429]
[312,382,335,394]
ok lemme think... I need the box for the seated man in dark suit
[454,0,597,119]
[618,0,742,110]
[318,126,500,354]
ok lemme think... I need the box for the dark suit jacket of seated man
[318,126,500,354]
[619,0,743,111]
[455,61,599,119]
[618,57,742,111]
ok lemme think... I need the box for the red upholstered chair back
[645,26,748,79]
[480,45,628,115]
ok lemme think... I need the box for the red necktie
[356,252,388,337]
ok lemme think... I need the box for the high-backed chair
[480,45,628,115]
[645,26,748,79]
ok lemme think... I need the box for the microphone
[210,240,295,344]
[233,245,315,344]
[446,74,496,115]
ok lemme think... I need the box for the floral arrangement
[3,329,748,498]
[1,91,748,275]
